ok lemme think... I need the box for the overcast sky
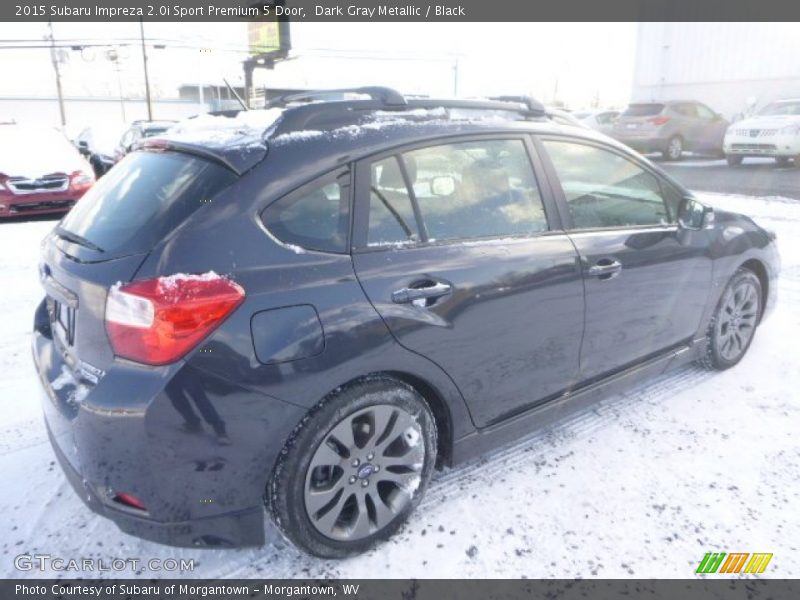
[0,22,637,108]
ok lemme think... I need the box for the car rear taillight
[69,170,94,193]
[105,272,245,366]
[647,116,671,126]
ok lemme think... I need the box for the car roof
[140,87,624,175]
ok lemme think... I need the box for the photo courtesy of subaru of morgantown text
[0,2,798,590]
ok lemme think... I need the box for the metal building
[632,23,800,119]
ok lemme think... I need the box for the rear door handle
[587,259,622,279]
[392,282,452,304]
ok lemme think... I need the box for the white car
[723,98,800,167]
[545,108,591,129]
[573,109,620,134]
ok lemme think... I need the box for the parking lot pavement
[655,157,800,199]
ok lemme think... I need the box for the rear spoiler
[138,136,267,176]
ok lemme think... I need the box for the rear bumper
[32,298,305,548]
[46,422,265,548]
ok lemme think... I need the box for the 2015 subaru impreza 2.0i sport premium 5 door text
[32,87,779,558]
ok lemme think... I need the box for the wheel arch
[739,258,769,322]
[291,371,455,470]
[383,370,453,468]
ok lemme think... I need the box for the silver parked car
[610,100,729,160]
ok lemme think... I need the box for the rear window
[59,150,237,257]
[623,104,665,117]
[142,127,169,138]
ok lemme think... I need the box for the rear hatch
[613,103,667,134]
[38,149,239,377]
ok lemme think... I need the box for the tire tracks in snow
[421,365,715,509]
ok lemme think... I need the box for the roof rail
[266,88,548,139]
[270,86,408,108]
[487,95,546,117]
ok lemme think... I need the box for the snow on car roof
[0,124,88,179]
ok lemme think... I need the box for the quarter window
[543,140,670,229]
[262,170,350,253]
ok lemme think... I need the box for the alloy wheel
[715,280,760,362]
[304,404,425,541]
[667,137,683,160]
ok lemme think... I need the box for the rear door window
[367,157,420,246]
[364,139,548,247]
[403,139,547,242]
[262,169,350,253]
[59,150,237,257]
[672,103,697,118]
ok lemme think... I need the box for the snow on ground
[0,192,798,578]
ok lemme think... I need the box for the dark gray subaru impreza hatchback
[33,87,779,557]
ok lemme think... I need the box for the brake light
[648,116,671,126]
[106,272,245,365]
[69,170,94,193]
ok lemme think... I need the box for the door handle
[587,259,622,279]
[392,282,452,304]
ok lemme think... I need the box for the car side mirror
[678,197,714,230]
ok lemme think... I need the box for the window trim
[533,134,685,233]
[352,133,559,253]
[259,167,353,255]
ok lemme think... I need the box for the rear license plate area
[47,296,76,349]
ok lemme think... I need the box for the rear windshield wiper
[54,227,104,253]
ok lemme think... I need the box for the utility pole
[139,18,153,121]
[107,48,126,122]
[47,22,66,126]
[452,58,459,96]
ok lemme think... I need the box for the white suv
[723,99,800,167]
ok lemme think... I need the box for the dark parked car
[33,87,779,558]
[73,124,127,178]
[73,121,177,179]
[115,120,176,160]
[611,100,729,160]
[1,124,95,219]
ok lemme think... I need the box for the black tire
[662,135,684,161]
[775,156,792,168]
[700,268,762,371]
[268,377,437,558]
[726,154,743,166]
